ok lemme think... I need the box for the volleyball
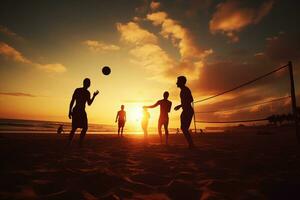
[102,66,111,75]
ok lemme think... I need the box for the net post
[288,61,299,143]
[192,102,197,134]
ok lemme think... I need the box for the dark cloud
[209,0,274,42]
[264,32,300,65]
[0,25,25,42]
[190,60,281,95]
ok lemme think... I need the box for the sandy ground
[0,131,300,200]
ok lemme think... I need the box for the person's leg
[79,127,87,147]
[118,125,120,136]
[158,120,163,144]
[145,123,148,139]
[181,128,194,148]
[68,128,76,145]
[164,120,169,145]
[180,112,194,148]
[121,125,124,137]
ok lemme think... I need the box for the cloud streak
[0,92,36,97]
[116,22,158,45]
[83,40,120,52]
[0,41,66,73]
[0,42,31,64]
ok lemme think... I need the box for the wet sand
[0,131,300,200]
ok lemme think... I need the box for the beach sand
[1,131,300,200]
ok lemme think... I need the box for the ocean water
[0,118,175,134]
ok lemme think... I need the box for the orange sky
[0,0,299,130]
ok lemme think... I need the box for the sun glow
[124,104,144,134]
[127,105,143,123]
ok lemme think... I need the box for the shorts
[72,109,88,129]
[158,116,169,126]
[180,109,194,130]
[118,120,125,127]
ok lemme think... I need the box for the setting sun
[127,104,143,125]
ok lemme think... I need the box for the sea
[0,118,176,134]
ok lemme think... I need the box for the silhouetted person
[174,76,194,148]
[68,78,99,146]
[142,107,150,141]
[57,124,64,134]
[115,105,126,137]
[144,91,172,144]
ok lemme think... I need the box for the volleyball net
[192,61,299,141]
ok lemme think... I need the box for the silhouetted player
[144,91,172,144]
[174,76,194,148]
[142,107,150,140]
[68,78,99,146]
[115,105,126,137]
[57,124,64,134]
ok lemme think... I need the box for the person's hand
[68,111,72,119]
[143,106,146,109]
[93,90,99,96]
[174,105,181,111]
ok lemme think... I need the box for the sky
[0,0,299,130]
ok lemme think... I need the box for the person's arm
[87,90,99,105]
[68,90,76,119]
[144,101,159,109]
[124,111,127,122]
[115,112,119,123]
[174,104,181,111]
[168,102,172,112]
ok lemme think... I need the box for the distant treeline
[267,107,300,125]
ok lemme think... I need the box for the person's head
[121,105,124,110]
[163,91,169,99]
[176,76,187,88]
[83,78,91,89]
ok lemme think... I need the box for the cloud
[83,40,120,52]
[116,3,213,82]
[0,42,31,64]
[146,11,213,79]
[116,20,173,78]
[116,21,174,79]
[0,92,36,97]
[150,1,161,10]
[147,11,211,60]
[36,63,67,73]
[116,22,158,45]
[0,25,25,42]
[129,44,173,73]
[209,0,274,42]
[190,31,299,122]
[0,41,66,73]
[191,61,257,95]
